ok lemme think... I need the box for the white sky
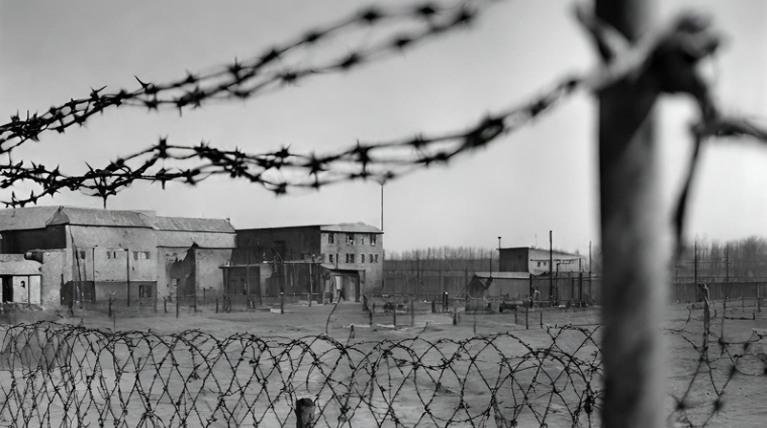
[1,0,766,254]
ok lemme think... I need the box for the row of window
[325,253,379,264]
[76,250,150,260]
[327,233,377,246]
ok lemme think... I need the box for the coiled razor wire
[0,318,764,427]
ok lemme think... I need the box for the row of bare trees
[676,235,767,281]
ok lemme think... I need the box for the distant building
[234,223,383,301]
[499,247,585,276]
[466,272,531,300]
[0,206,235,304]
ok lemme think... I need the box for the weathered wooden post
[176,296,179,319]
[595,1,666,426]
[392,303,397,328]
[280,292,285,314]
[295,398,315,428]
[525,305,529,330]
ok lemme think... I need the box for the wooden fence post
[525,305,529,330]
[596,1,666,427]
[296,398,315,428]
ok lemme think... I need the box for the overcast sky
[1,0,766,254]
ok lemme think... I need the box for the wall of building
[236,227,322,262]
[321,231,384,293]
[500,248,585,275]
[157,248,186,299]
[195,248,233,296]
[1,226,67,253]
[40,249,70,304]
[499,248,530,272]
[68,225,157,284]
[156,230,235,249]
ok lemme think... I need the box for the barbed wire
[0,311,762,427]
[0,0,498,153]
[0,78,577,207]
[665,299,767,427]
[0,322,603,427]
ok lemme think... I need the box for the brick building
[234,223,384,301]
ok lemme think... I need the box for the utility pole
[596,1,665,428]
[694,240,698,285]
[380,183,384,232]
[309,254,314,307]
[549,230,553,302]
[125,248,131,307]
[498,236,502,271]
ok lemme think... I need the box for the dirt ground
[3,300,766,427]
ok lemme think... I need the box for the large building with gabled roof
[0,206,235,305]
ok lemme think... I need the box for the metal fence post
[176,296,179,319]
[280,292,284,314]
[410,296,415,327]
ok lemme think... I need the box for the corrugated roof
[154,217,234,233]
[46,207,152,228]
[0,206,60,231]
[474,272,532,279]
[320,223,382,234]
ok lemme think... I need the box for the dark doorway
[1,276,12,302]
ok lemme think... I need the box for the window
[346,253,355,263]
[345,233,354,245]
[361,236,366,245]
[537,261,541,267]
[76,250,86,259]
[134,251,149,260]
[329,254,334,263]
[328,233,334,244]
[106,250,120,259]
[370,234,377,246]
[370,254,373,263]
[374,254,379,263]
[139,284,153,298]
[361,254,366,263]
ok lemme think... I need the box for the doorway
[1,276,12,302]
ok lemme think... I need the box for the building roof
[47,207,152,228]
[320,223,382,234]
[0,206,60,231]
[154,216,234,233]
[474,272,531,280]
[0,206,234,233]
[237,222,383,234]
[501,247,585,260]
